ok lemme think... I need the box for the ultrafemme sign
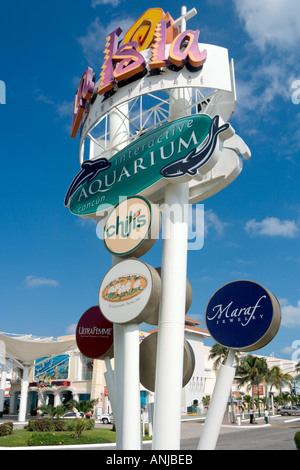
[205,280,281,352]
[65,114,231,217]
[76,306,114,359]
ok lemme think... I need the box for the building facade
[7,326,300,418]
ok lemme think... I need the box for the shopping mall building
[5,318,300,418]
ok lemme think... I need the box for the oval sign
[76,306,114,359]
[99,259,161,325]
[144,267,193,325]
[139,332,195,392]
[103,196,161,258]
[205,280,281,352]
[102,274,148,303]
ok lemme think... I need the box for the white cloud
[24,275,59,288]
[66,323,77,334]
[280,299,300,327]
[91,0,120,7]
[245,217,299,238]
[77,16,134,69]
[232,1,300,119]
[233,0,300,51]
[204,209,229,238]
[56,101,73,118]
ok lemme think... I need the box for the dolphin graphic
[64,157,111,206]
[160,115,230,179]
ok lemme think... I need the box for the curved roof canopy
[0,332,77,365]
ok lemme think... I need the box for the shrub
[73,418,86,438]
[26,419,65,432]
[86,419,95,430]
[0,422,13,437]
[294,431,300,450]
[26,417,95,436]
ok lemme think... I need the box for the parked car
[62,411,84,419]
[280,406,300,416]
[100,413,114,424]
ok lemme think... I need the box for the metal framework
[81,87,220,162]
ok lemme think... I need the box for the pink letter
[113,41,146,82]
[98,27,122,96]
[71,67,95,138]
[169,30,207,68]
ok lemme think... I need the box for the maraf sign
[205,280,281,352]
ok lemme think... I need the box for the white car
[280,406,300,416]
[62,411,84,419]
[101,414,114,424]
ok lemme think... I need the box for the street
[180,415,299,450]
[1,414,298,451]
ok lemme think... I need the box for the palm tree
[236,355,269,422]
[268,366,293,396]
[38,404,67,419]
[242,394,252,411]
[208,343,239,423]
[67,398,99,418]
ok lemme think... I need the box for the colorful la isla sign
[65,114,233,217]
[103,196,161,258]
[70,8,231,141]
[205,280,281,352]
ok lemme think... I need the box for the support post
[0,365,7,415]
[121,323,141,449]
[152,7,193,449]
[198,349,236,450]
[18,364,30,422]
[152,181,189,450]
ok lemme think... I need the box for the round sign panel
[103,196,161,258]
[99,258,161,325]
[144,267,193,325]
[76,306,114,359]
[139,332,195,392]
[205,280,281,352]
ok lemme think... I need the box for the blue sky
[1,0,300,363]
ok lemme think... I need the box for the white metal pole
[198,349,236,450]
[0,365,7,414]
[121,323,141,449]
[18,365,29,422]
[104,356,116,418]
[108,104,141,449]
[152,6,194,449]
[152,181,189,450]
